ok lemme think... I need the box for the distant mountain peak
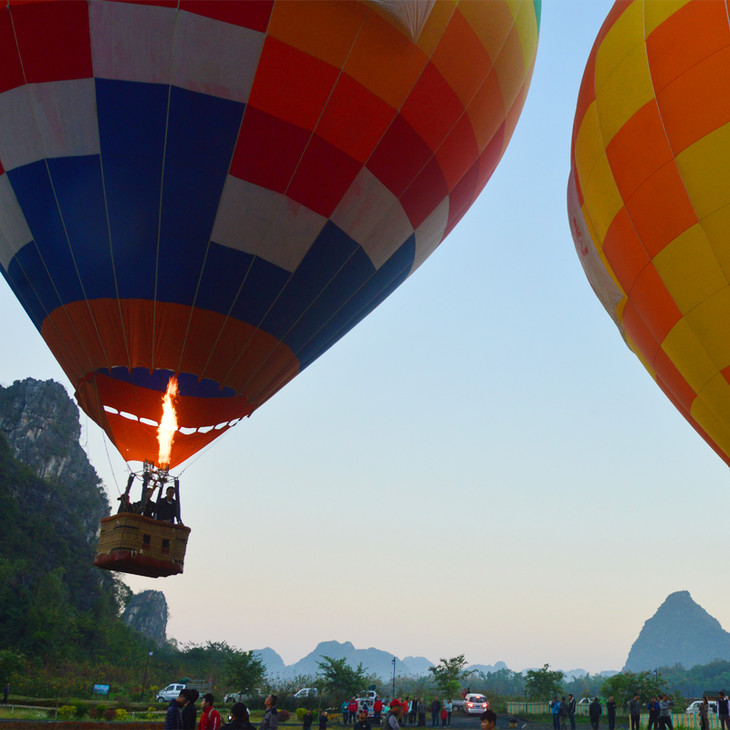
[624,591,730,671]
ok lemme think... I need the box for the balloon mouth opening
[75,369,254,468]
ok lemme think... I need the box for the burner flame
[157,376,179,468]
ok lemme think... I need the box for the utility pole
[391,657,396,699]
[141,650,153,701]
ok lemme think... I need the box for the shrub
[296,708,308,720]
[279,710,291,722]
[104,708,117,721]
[57,705,76,720]
[74,703,87,718]
[88,706,99,719]
[116,708,130,721]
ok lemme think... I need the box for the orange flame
[157,376,179,468]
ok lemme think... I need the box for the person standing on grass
[373,698,383,726]
[302,709,314,730]
[2,683,8,705]
[700,697,710,730]
[417,699,426,727]
[319,712,328,730]
[550,696,562,730]
[658,695,673,730]
[199,694,222,730]
[445,700,452,727]
[628,694,640,730]
[589,698,601,730]
[719,692,730,730]
[431,698,441,728]
[606,697,616,730]
[567,695,576,730]
[647,697,660,730]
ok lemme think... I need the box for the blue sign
[92,685,110,696]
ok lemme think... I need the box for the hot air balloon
[0,0,540,576]
[569,0,730,468]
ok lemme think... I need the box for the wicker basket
[94,513,191,578]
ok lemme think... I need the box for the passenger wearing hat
[223,703,253,730]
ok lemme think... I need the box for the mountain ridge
[624,591,730,671]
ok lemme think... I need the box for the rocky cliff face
[123,590,168,646]
[0,377,168,640]
[624,591,730,670]
[0,378,108,543]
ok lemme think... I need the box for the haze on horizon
[1,0,730,678]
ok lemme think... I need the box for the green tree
[429,656,472,698]
[0,650,24,684]
[524,664,564,700]
[225,650,267,693]
[601,671,667,707]
[316,656,368,700]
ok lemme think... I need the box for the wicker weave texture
[96,513,190,563]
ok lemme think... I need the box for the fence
[505,703,723,729]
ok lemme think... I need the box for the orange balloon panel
[568,0,730,466]
[1,0,540,467]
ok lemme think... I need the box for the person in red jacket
[349,699,359,725]
[374,698,383,726]
[199,694,221,730]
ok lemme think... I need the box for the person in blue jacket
[550,697,562,730]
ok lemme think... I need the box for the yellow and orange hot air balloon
[569,0,730,467]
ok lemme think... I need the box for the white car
[294,688,318,699]
[156,683,187,702]
[463,694,489,715]
[224,692,251,704]
[686,701,718,715]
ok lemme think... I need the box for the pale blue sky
[2,1,728,674]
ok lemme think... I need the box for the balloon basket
[94,513,191,578]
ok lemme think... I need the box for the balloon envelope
[569,0,730,466]
[0,0,539,467]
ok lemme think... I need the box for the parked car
[294,688,319,699]
[686,701,718,715]
[463,694,489,715]
[224,692,251,704]
[156,683,187,702]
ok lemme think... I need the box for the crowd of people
[336,697,455,728]
[162,691,504,730]
[163,690,278,730]
[325,699,497,730]
[548,692,730,730]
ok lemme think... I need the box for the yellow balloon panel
[568,0,730,466]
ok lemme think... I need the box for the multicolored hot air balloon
[569,0,730,466]
[0,0,539,469]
